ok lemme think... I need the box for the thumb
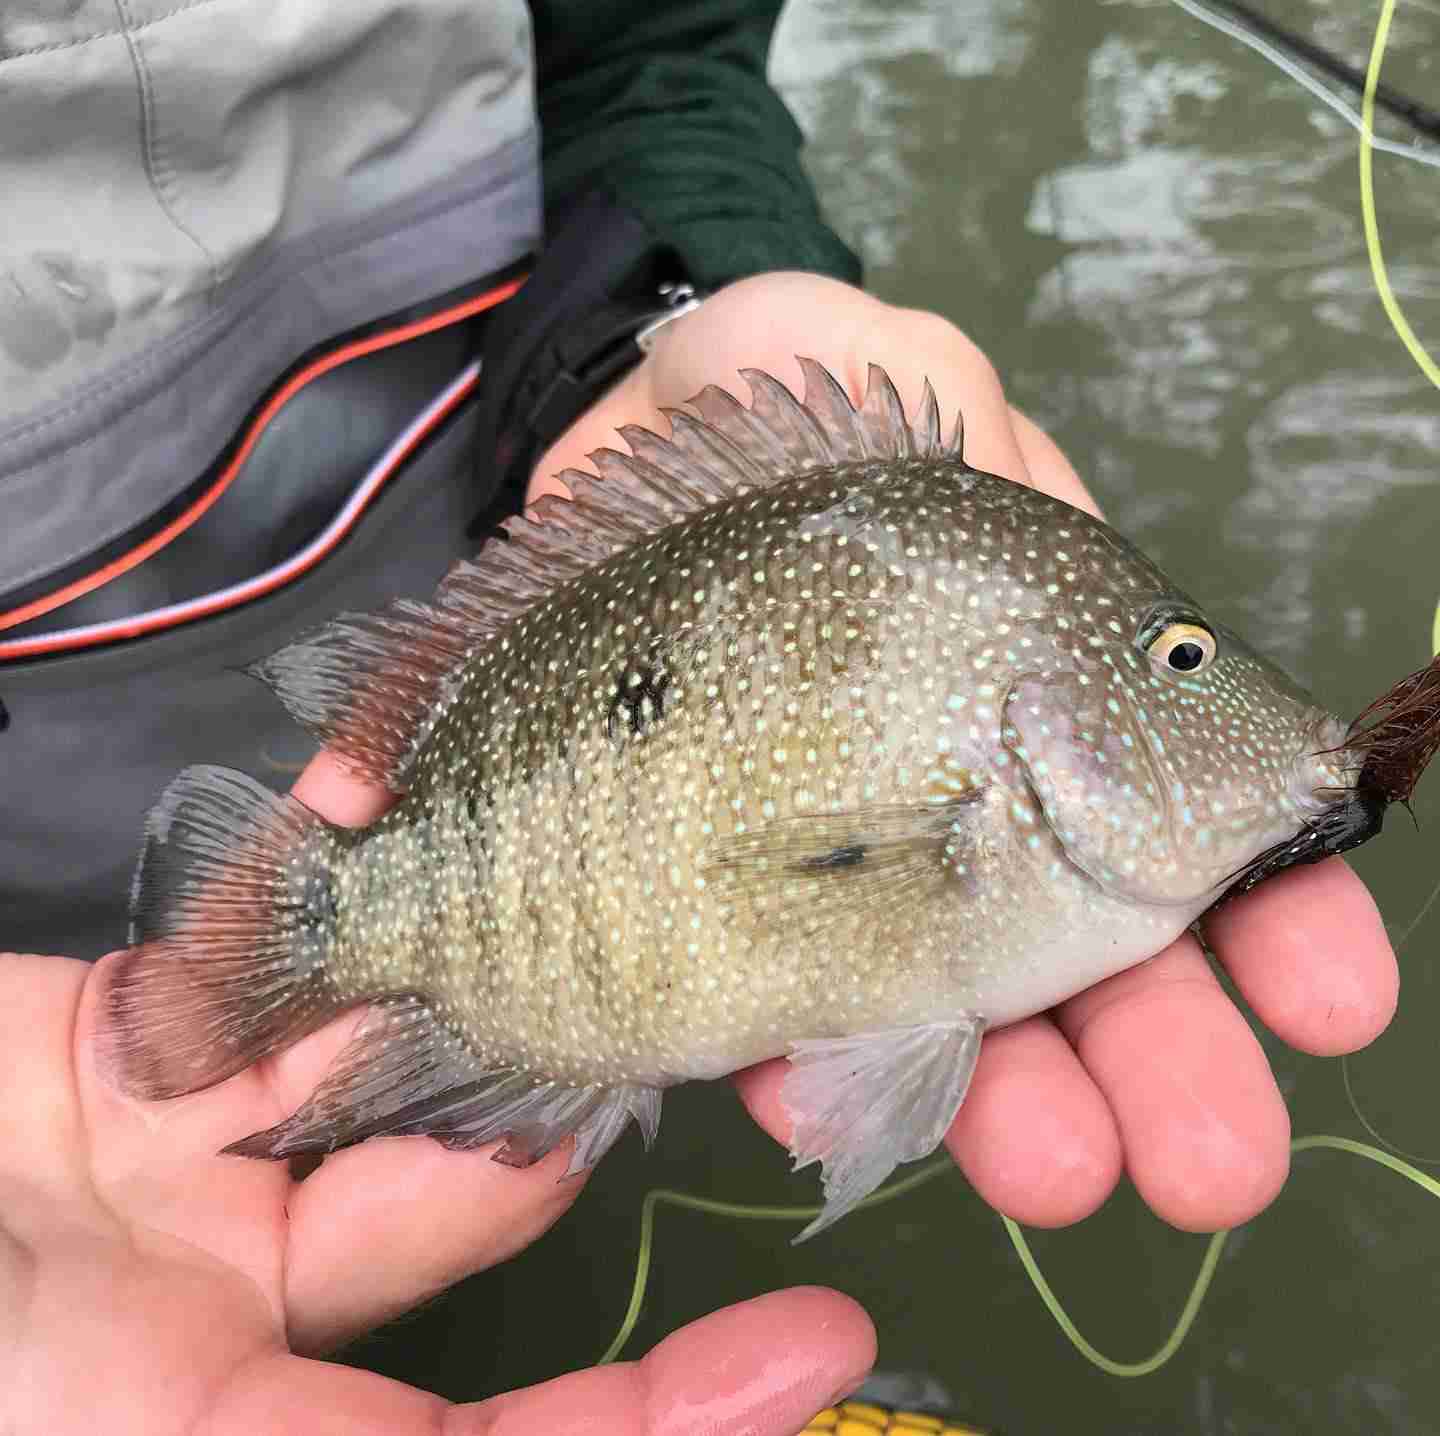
[205,1289,874,1435]
[463,1288,875,1435]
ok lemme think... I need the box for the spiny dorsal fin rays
[523,492,619,560]
[740,368,836,469]
[567,479,668,548]
[249,360,968,789]
[611,411,767,505]
[858,362,913,459]
[590,441,712,511]
[566,470,674,535]
[946,400,965,459]
[447,541,552,608]
[660,408,772,491]
[686,382,794,472]
[493,516,595,578]
[795,357,870,462]
[915,378,942,457]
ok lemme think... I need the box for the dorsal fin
[249,362,966,789]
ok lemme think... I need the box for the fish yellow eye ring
[1145,621,1217,675]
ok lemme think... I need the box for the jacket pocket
[0,374,487,961]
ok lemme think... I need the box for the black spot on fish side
[296,868,340,940]
[607,665,670,740]
[464,788,497,825]
[793,843,868,872]
[0,696,9,733]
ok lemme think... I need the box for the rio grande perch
[103,360,1420,1239]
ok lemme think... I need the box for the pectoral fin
[781,1016,984,1242]
[704,795,983,937]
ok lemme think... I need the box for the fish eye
[1144,620,1217,675]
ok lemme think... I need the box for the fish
[100,359,1438,1240]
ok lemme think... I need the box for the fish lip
[1211,668,1440,907]
[1208,778,1388,909]
[1288,714,1358,818]
[1224,648,1440,904]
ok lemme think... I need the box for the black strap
[469,188,695,529]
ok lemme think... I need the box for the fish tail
[99,765,349,1099]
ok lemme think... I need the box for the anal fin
[222,994,661,1177]
[782,1017,984,1242]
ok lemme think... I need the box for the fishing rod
[1200,0,1440,141]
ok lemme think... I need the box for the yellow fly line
[1357,0,1440,653]
[1360,0,1440,391]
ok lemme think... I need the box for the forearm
[531,0,859,288]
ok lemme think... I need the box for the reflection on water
[351,3,1440,1430]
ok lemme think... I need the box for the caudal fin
[101,765,350,1099]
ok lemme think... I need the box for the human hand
[536,270,1400,1236]
[4,752,873,1433]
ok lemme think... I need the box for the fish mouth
[1210,780,1388,907]
[1212,651,1440,907]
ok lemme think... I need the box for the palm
[6,954,283,1432]
[5,950,583,1430]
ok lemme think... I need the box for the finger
[730,1055,789,1143]
[213,1291,872,1436]
[1056,935,1291,1232]
[0,954,91,1192]
[77,951,305,1290]
[944,1015,1122,1227]
[76,730,410,1267]
[1007,405,1102,518]
[79,747,394,1151]
[1203,856,1397,1057]
[464,1288,875,1436]
[77,725,398,1178]
[83,953,575,1336]
[283,1137,587,1355]
[733,1018,1122,1229]
[290,749,397,827]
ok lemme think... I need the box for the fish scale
[102,359,1393,1239]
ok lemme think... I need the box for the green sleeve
[529,0,861,290]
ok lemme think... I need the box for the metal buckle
[634,282,705,353]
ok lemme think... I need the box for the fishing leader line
[1189,0,1440,142]
[597,0,1440,1382]
[1173,0,1440,386]
[597,1137,1440,1377]
[1169,0,1440,171]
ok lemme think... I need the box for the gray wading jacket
[0,0,858,958]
